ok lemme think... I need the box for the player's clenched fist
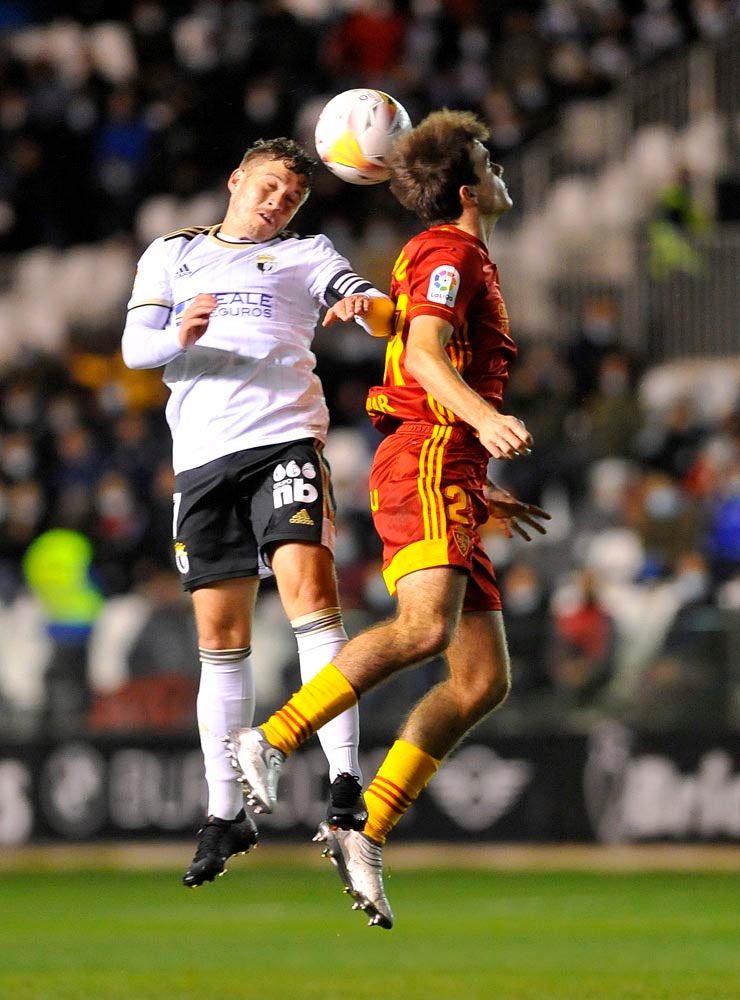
[477,410,532,460]
[179,293,218,348]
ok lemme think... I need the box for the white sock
[292,608,361,783]
[197,646,255,820]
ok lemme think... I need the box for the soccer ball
[314,88,412,186]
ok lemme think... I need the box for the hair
[239,137,316,187]
[388,109,490,226]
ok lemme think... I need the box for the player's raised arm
[321,267,394,337]
[404,314,532,460]
[322,293,394,336]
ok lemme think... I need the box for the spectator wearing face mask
[548,565,616,724]
[566,294,622,405]
[582,351,644,461]
[91,470,149,595]
[626,469,702,571]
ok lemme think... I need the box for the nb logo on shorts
[272,460,319,509]
[289,508,315,526]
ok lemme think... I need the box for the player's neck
[216,225,257,244]
[450,210,499,245]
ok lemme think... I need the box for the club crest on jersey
[427,265,460,307]
[452,526,471,558]
[174,541,190,574]
[272,460,318,508]
[256,254,277,273]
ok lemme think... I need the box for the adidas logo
[289,508,315,526]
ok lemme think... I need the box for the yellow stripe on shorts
[417,426,451,540]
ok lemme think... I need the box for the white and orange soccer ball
[314,88,412,186]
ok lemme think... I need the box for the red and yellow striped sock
[364,739,441,845]
[260,663,357,757]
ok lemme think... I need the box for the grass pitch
[1,846,738,1000]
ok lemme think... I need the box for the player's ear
[227,168,244,192]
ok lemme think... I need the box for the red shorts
[369,422,502,612]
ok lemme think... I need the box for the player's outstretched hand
[322,294,373,326]
[484,480,551,541]
[179,293,217,348]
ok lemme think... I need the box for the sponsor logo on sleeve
[426,265,460,307]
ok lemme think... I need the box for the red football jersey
[366,224,517,434]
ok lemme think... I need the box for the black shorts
[172,439,336,591]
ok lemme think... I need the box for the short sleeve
[406,241,482,326]
[127,238,173,311]
[304,234,354,305]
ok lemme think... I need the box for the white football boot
[225,728,285,814]
[314,821,394,929]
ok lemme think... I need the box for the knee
[463,664,511,720]
[400,616,456,661]
[197,615,251,650]
[488,666,512,710]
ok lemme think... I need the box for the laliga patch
[427,265,460,307]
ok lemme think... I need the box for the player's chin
[252,217,284,241]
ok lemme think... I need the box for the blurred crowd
[1,0,739,252]
[0,290,739,741]
[0,1,739,742]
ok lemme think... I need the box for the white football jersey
[124,225,376,473]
